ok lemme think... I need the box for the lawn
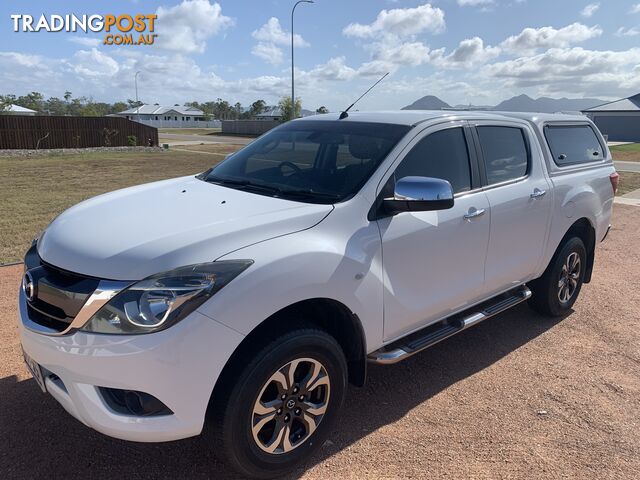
[158,128,221,135]
[610,143,640,162]
[0,144,242,264]
[617,171,640,196]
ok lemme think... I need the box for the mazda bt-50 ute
[18,111,616,478]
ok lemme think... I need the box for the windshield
[201,120,410,204]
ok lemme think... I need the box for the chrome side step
[368,286,532,365]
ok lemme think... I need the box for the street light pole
[291,0,313,119]
[134,70,141,123]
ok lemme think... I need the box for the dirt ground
[1,205,638,480]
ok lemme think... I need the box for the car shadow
[0,304,566,479]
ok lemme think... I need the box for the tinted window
[205,121,410,203]
[545,125,603,166]
[394,127,472,194]
[477,126,529,185]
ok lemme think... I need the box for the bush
[127,135,137,146]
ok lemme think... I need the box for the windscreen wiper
[278,189,341,201]
[206,176,282,195]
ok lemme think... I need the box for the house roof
[118,104,205,116]
[7,104,37,113]
[583,94,640,112]
[255,106,282,117]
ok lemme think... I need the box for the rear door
[471,121,552,296]
[378,122,491,341]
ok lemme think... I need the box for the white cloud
[68,37,102,47]
[69,48,120,77]
[631,3,640,14]
[251,42,284,65]
[616,26,640,37]
[484,47,640,97]
[457,0,494,6]
[155,0,234,54]
[435,37,501,68]
[343,3,445,38]
[252,17,308,47]
[581,3,600,18]
[0,52,44,68]
[251,17,308,66]
[500,23,602,54]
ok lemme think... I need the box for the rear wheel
[209,329,347,479]
[529,237,586,317]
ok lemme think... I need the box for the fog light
[99,387,173,417]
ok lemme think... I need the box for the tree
[249,99,266,118]
[127,99,143,109]
[111,102,128,114]
[0,94,16,112]
[64,91,72,102]
[316,106,329,114]
[278,96,302,122]
[15,91,44,112]
[44,97,67,115]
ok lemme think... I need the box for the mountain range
[402,94,606,113]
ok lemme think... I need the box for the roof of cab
[293,110,589,127]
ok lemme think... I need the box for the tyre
[210,329,347,479]
[529,236,586,317]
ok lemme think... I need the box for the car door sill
[368,286,532,365]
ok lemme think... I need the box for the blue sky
[1,0,639,110]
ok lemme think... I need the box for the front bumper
[18,288,244,442]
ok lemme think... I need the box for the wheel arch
[558,217,596,283]
[207,298,367,414]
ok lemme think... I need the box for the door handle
[464,208,486,220]
[530,188,547,199]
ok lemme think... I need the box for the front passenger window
[394,127,472,194]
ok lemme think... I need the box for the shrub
[127,135,137,146]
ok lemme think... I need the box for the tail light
[609,172,619,195]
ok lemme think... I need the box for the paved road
[615,160,640,173]
[158,133,253,146]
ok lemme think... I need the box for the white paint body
[19,111,615,442]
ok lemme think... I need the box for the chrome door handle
[530,188,547,199]
[464,208,486,220]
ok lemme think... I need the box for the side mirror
[383,176,454,214]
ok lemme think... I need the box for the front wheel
[529,237,586,317]
[210,329,347,479]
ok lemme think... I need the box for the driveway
[614,161,640,173]
[1,205,639,479]
[159,133,253,146]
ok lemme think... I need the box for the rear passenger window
[544,125,603,166]
[394,127,472,194]
[477,126,529,185]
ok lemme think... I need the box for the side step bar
[368,286,532,365]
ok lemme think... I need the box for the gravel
[0,146,164,158]
[1,205,638,479]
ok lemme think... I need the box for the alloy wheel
[557,252,581,304]
[251,357,330,455]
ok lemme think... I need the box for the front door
[377,123,491,342]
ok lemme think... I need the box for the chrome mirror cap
[383,176,454,214]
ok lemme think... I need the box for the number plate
[22,348,46,393]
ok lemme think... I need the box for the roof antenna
[339,72,389,119]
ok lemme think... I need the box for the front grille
[23,244,99,333]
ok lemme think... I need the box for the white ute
[19,111,616,478]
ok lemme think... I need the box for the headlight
[80,260,252,335]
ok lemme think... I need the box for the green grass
[617,171,640,196]
[158,128,221,135]
[610,143,640,162]
[0,145,242,264]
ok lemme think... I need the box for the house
[254,106,283,121]
[113,104,220,128]
[582,94,640,142]
[2,104,38,115]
